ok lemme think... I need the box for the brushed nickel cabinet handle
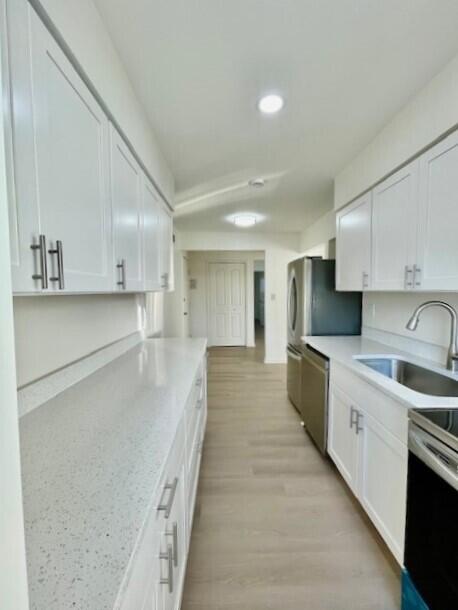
[355,411,364,435]
[31,234,48,289]
[349,406,355,429]
[157,477,178,518]
[166,522,178,567]
[404,265,414,289]
[196,398,203,410]
[413,264,422,288]
[161,272,169,289]
[48,240,65,290]
[362,271,369,289]
[159,544,174,593]
[195,377,203,388]
[116,259,126,289]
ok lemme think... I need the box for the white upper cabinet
[6,0,173,295]
[158,205,174,291]
[142,177,161,292]
[110,127,143,292]
[336,193,372,291]
[371,160,419,291]
[8,2,112,293]
[416,131,458,291]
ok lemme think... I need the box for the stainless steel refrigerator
[286,257,361,451]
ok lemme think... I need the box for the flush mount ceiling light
[233,214,257,228]
[248,178,266,188]
[258,93,284,114]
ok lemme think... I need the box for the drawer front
[118,421,185,610]
[330,362,408,444]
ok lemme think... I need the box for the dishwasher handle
[287,347,302,362]
[302,345,329,371]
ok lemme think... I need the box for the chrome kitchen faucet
[406,300,458,373]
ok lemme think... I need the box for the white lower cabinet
[118,356,207,610]
[328,363,407,564]
[328,385,359,495]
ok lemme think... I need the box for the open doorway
[253,259,265,355]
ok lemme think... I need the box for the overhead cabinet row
[6,0,173,294]
[336,129,458,291]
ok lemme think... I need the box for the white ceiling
[94,0,458,232]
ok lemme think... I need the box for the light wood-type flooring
[181,331,400,610]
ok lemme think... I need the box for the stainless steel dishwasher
[300,345,329,455]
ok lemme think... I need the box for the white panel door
[358,410,407,563]
[336,193,372,291]
[327,384,359,495]
[8,3,112,293]
[416,130,458,290]
[371,160,419,291]
[111,126,143,292]
[208,263,246,346]
[142,177,161,292]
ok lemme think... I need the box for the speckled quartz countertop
[20,337,207,610]
[302,335,458,410]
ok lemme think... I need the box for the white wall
[335,51,458,209]
[34,0,174,202]
[187,251,264,348]
[179,231,301,363]
[14,294,145,387]
[300,209,336,254]
[363,292,458,365]
[0,27,29,604]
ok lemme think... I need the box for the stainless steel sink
[357,357,458,397]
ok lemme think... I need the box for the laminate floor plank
[181,333,400,610]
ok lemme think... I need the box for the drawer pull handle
[195,377,203,388]
[157,477,178,518]
[196,398,203,410]
[349,406,357,429]
[166,521,178,567]
[159,544,174,593]
[355,411,364,435]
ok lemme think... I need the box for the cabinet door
[142,177,161,292]
[158,205,173,291]
[371,160,419,291]
[111,127,143,292]
[327,384,359,494]
[416,130,458,290]
[9,3,112,293]
[358,410,407,564]
[336,193,372,291]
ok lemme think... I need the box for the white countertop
[20,337,207,610]
[302,335,458,410]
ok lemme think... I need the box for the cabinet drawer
[330,362,408,444]
[117,421,185,610]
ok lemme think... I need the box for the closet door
[371,160,419,291]
[336,193,372,291]
[416,131,458,290]
[142,177,161,292]
[28,6,112,292]
[110,127,143,292]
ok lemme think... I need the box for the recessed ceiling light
[258,94,284,114]
[233,214,257,228]
[248,178,266,188]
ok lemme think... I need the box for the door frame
[206,261,248,347]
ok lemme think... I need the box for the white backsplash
[18,331,143,417]
[362,291,458,366]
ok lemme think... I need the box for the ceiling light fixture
[258,93,284,114]
[233,214,257,228]
[248,178,266,188]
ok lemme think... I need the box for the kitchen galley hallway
[181,335,400,610]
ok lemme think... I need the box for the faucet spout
[405,300,458,373]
